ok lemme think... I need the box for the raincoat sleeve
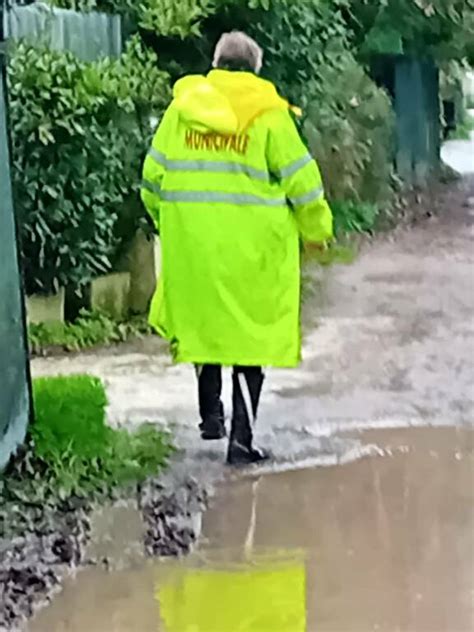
[140,108,174,231]
[266,110,333,243]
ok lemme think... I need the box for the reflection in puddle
[30,427,473,632]
[158,553,306,632]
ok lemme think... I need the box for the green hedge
[244,2,395,206]
[304,55,394,206]
[10,0,398,298]
[8,37,169,296]
[138,0,395,207]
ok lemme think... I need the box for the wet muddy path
[32,177,474,470]
[28,173,474,630]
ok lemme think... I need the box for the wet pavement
[29,427,473,632]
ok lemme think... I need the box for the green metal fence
[0,4,31,469]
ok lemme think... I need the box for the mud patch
[140,477,208,558]
[0,474,208,631]
[0,500,91,631]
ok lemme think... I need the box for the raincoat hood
[173,70,290,134]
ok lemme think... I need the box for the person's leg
[228,366,269,465]
[196,364,226,440]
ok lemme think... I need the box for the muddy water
[29,427,473,632]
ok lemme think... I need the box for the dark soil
[1,451,208,631]
[139,477,208,557]
[0,500,91,631]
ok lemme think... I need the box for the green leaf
[38,124,55,145]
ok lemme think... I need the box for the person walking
[141,31,333,465]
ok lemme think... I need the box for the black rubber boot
[227,439,269,466]
[197,365,226,440]
[200,401,226,441]
[227,367,269,466]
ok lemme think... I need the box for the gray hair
[213,31,263,74]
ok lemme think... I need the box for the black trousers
[196,365,264,442]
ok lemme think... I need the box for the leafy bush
[245,1,395,205]
[8,38,169,296]
[28,310,152,354]
[46,0,473,219]
[37,0,395,256]
[248,0,349,108]
[141,0,395,208]
[343,0,474,62]
[304,55,395,205]
[330,200,379,235]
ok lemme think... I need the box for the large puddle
[29,427,473,632]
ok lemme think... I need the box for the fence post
[0,0,33,469]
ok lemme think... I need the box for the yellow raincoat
[141,70,333,367]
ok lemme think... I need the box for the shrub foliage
[8,38,169,295]
[15,0,468,294]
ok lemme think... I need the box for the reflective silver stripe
[290,186,324,207]
[148,147,166,166]
[168,159,269,181]
[160,190,286,207]
[276,153,312,179]
[238,373,255,423]
[148,150,269,182]
[141,179,161,195]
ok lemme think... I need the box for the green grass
[33,375,109,461]
[28,310,152,354]
[2,376,173,515]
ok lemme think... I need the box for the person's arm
[265,110,333,244]
[140,107,174,232]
